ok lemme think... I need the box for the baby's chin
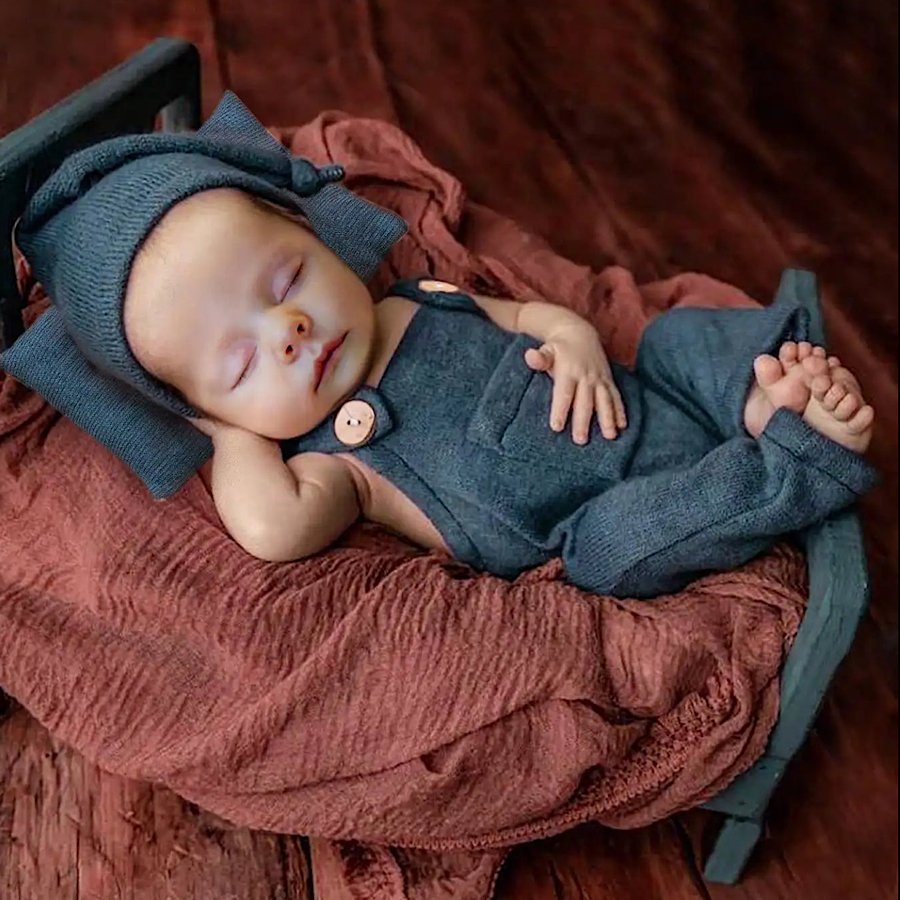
[229,409,329,441]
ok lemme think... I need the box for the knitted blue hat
[1,91,408,497]
[15,90,407,417]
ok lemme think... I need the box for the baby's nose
[273,308,313,364]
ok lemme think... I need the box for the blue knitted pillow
[1,306,211,498]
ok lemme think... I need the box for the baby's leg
[639,304,875,451]
[557,403,878,599]
[636,300,810,441]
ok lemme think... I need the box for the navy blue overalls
[281,278,876,598]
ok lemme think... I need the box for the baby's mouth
[314,332,348,391]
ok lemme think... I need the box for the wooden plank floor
[0,711,313,900]
[1,2,896,898]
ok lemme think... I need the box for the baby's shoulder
[379,293,421,310]
[376,293,421,331]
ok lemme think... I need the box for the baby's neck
[363,294,421,389]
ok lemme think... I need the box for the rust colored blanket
[0,115,807,899]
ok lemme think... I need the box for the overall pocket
[465,334,643,483]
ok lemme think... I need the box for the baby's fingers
[571,381,595,445]
[549,377,576,432]
[594,383,618,440]
[525,346,554,372]
[610,382,627,429]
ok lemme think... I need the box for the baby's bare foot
[743,347,823,438]
[779,341,875,451]
[803,360,875,453]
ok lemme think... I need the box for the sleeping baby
[2,92,878,599]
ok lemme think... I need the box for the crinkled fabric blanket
[0,114,807,900]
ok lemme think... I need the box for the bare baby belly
[337,453,451,554]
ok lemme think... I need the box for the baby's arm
[202,424,360,562]
[471,293,585,339]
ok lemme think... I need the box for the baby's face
[123,188,376,439]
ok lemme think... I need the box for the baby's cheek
[245,388,321,440]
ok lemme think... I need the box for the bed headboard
[0,37,202,351]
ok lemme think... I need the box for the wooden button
[418,279,460,293]
[333,399,376,447]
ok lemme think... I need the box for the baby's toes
[779,341,799,368]
[812,345,827,358]
[754,354,783,388]
[811,374,832,400]
[828,356,842,369]
[831,365,862,394]
[797,341,813,360]
[800,354,829,378]
[847,405,875,435]
[822,381,848,412]
[833,392,861,422]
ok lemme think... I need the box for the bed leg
[702,814,764,885]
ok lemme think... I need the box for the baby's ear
[197,91,288,157]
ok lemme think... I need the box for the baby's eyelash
[234,348,255,388]
[281,264,302,302]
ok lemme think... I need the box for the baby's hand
[524,323,627,443]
